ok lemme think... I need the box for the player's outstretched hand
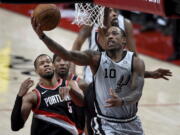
[18,78,34,97]
[31,17,45,39]
[59,87,70,101]
[151,68,172,80]
[105,88,123,107]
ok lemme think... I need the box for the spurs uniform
[91,51,144,135]
[31,77,83,135]
[84,14,125,83]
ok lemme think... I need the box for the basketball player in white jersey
[72,8,172,84]
[32,14,145,134]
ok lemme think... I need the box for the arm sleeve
[11,95,25,131]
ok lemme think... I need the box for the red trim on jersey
[76,77,81,83]
[77,128,84,134]
[33,109,76,126]
[39,79,63,90]
[32,89,41,111]
[66,80,69,86]
[70,73,74,80]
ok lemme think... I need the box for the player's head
[104,8,119,27]
[34,54,54,79]
[105,26,127,51]
[53,54,70,78]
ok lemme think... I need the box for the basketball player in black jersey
[11,54,82,135]
[53,54,88,91]
[53,54,88,134]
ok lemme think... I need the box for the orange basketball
[33,4,61,31]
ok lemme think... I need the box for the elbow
[136,93,142,102]
[11,124,22,131]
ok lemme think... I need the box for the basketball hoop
[73,3,105,27]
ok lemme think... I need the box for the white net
[73,3,105,27]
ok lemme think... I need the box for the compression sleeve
[11,95,25,131]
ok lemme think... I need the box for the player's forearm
[72,40,83,51]
[144,71,153,78]
[69,88,85,107]
[41,34,71,61]
[122,76,144,105]
[42,35,91,66]
[127,39,137,54]
[11,96,25,131]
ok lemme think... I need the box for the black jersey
[32,79,79,135]
[67,74,85,134]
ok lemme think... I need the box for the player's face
[108,8,119,26]
[106,26,125,51]
[53,56,69,77]
[36,56,54,79]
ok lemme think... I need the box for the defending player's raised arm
[72,25,93,51]
[11,78,37,131]
[122,56,145,105]
[124,19,137,55]
[70,25,92,74]
[69,80,85,107]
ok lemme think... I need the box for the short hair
[119,27,127,38]
[52,54,59,63]
[112,26,127,38]
[34,54,52,69]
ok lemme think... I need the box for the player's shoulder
[23,89,38,103]
[133,56,145,72]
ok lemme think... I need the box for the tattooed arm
[105,56,145,107]
[122,56,145,105]
[31,17,100,74]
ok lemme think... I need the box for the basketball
[33,4,61,31]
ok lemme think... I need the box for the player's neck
[107,49,123,62]
[40,75,58,88]
[55,72,69,80]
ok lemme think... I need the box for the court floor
[0,8,180,135]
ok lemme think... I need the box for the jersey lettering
[104,68,116,78]
[44,94,70,107]
[115,75,131,92]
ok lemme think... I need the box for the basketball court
[0,7,180,135]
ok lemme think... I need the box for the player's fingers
[104,104,113,108]
[31,17,37,28]
[24,77,31,82]
[22,78,31,87]
[28,80,34,88]
[106,98,117,105]
[165,72,172,76]
[109,88,117,97]
[37,24,41,31]
[162,76,169,80]
[106,98,112,103]
[160,69,172,75]
[105,100,115,108]
[59,88,65,99]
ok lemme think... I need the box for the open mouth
[108,40,115,47]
